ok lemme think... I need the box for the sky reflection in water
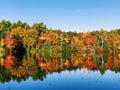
[1,69,120,90]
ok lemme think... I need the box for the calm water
[0,52,120,90]
[1,70,120,90]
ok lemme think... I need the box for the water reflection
[0,52,120,83]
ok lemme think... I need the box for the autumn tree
[4,55,17,69]
[4,34,18,49]
[22,28,38,48]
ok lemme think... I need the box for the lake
[0,52,120,90]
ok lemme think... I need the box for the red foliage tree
[106,35,113,48]
[84,35,96,47]
[106,56,113,69]
[4,55,17,69]
[4,34,18,49]
[85,56,96,69]
[36,54,41,66]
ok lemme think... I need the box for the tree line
[0,20,120,57]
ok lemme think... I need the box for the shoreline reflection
[0,52,120,83]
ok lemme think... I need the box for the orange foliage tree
[4,55,17,69]
[4,34,18,49]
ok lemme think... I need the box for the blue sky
[0,0,120,32]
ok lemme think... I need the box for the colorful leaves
[106,56,113,69]
[4,55,17,69]
[84,35,96,47]
[85,56,96,69]
[0,57,4,66]
[4,34,18,49]
[22,28,38,48]
[106,34,113,48]
[36,37,41,49]
[0,38,4,46]
[10,56,38,77]
[36,54,41,65]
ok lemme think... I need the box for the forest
[0,20,120,56]
[0,20,120,83]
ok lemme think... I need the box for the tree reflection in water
[0,52,120,83]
